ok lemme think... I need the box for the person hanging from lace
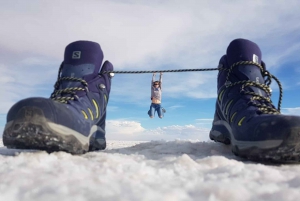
[148,72,166,118]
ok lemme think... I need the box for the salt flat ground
[1,138,300,201]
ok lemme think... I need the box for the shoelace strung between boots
[50,62,89,104]
[50,61,283,113]
[223,61,282,114]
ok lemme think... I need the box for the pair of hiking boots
[3,39,300,163]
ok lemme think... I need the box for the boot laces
[50,62,89,103]
[224,61,282,114]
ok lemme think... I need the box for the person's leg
[148,103,155,118]
[209,38,300,163]
[157,104,163,119]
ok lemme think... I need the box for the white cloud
[1,0,300,137]
[281,107,300,116]
[0,62,57,114]
[0,118,211,140]
[0,114,6,136]
[20,57,56,67]
[106,119,210,141]
[0,0,189,68]
[195,119,214,127]
[164,72,217,99]
[1,0,300,105]
[168,105,185,110]
[106,120,145,136]
[1,0,300,69]
[107,106,120,112]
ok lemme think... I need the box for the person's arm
[159,72,163,90]
[151,73,156,99]
[151,73,156,88]
[152,73,156,82]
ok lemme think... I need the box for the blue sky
[1,0,300,141]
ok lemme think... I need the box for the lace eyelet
[109,73,115,78]
[225,81,231,87]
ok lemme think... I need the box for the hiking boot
[209,38,300,162]
[3,41,113,154]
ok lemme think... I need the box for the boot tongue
[60,41,104,88]
[227,38,262,66]
[226,39,267,97]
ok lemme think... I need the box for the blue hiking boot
[209,38,300,162]
[3,41,113,154]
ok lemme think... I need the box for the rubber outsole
[3,107,89,154]
[210,123,300,163]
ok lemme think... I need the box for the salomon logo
[72,51,81,59]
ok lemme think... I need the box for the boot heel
[209,121,231,145]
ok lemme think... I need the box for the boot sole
[3,106,94,154]
[210,120,300,163]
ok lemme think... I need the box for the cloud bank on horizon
[106,119,210,141]
[1,0,300,140]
